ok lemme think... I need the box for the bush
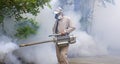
[15,18,39,39]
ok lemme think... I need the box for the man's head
[54,7,63,20]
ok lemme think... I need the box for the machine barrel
[19,40,54,47]
[19,34,76,47]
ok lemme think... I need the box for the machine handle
[49,34,61,37]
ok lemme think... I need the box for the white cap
[54,7,63,14]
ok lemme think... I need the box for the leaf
[15,18,39,39]
[47,3,51,9]
[0,15,4,23]
[0,0,51,21]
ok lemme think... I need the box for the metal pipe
[19,35,76,47]
[19,40,54,47]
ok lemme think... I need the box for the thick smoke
[1,0,119,64]
[15,0,58,64]
[91,0,120,55]
[16,0,109,64]
[0,35,20,64]
[63,11,108,57]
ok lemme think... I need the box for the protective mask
[58,15,62,19]
[55,14,62,20]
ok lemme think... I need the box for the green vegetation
[0,0,51,21]
[15,18,39,39]
[0,0,51,39]
[0,15,4,23]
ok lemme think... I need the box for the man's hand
[60,31,66,35]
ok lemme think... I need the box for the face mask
[55,14,62,20]
[58,15,62,19]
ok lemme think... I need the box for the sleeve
[65,17,76,33]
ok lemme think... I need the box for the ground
[69,55,120,64]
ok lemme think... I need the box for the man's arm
[65,17,76,33]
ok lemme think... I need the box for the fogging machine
[19,34,76,47]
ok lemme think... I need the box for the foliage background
[0,0,51,39]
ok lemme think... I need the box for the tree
[0,0,51,39]
[0,0,51,22]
